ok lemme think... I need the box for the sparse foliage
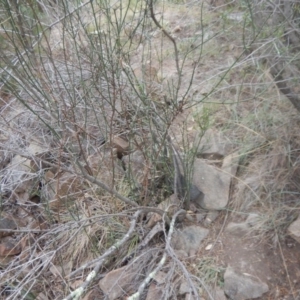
[1,0,300,299]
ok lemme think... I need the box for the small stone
[194,129,231,158]
[0,218,17,238]
[174,250,189,259]
[204,211,219,226]
[246,213,261,227]
[99,265,137,300]
[172,225,209,256]
[196,213,205,223]
[287,214,300,243]
[222,152,239,178]
[36,292,49,300]
[225,222,250,237]
[193,159,230,209]
[186,213,195,222]
[224,266,269,300]
[227,12,244,22]
[214,287,227,300]
[185,294,198,300]
[0,241,21,256]
[205,244,213,250]
[146,283,163,299]
[147,194,181,228]
[173,26,181,33]
[179,280,190,295]
[152,271,167,284]
[123,150,147,188]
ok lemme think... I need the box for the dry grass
[1,0,300,299]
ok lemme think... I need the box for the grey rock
[287,214,300,243]
[189,184,205,206]
[214,287,227,300]
[196,213,206,223]
[174,250,189,259]
[226,214,263,236]
[152,271,167,284]
[222,152,240,178]
[204,211,219,226]
[172,225,209,256]
[179,279,201,297]
[186,213,195,222]
[192,152,239,210]
[194,129,231,158]
[146,283,163,300]
[225,222,250,237]
[99,265,137,300]
[185,293,199,300]
[224,266,269,300]
[147,194,182,228]
[122,150,146,188]
[0,218,17,238]
[192,159,230,209]
[245,214,261,227]
[179,280,195,295]
[0,239,22,256]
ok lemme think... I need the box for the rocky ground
[1,1,300,299]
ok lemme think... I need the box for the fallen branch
[120,222,164,266]
[127,209,185,300]
[68,207,171,278]
[63,210,142,300]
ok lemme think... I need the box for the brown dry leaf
[50,261,73,278]
[111,136,130,156]
[6,155,35,194]
[36,293,49,300]
[41,171,84,211]
[147,194,181,228]
[26,142,51,172]
[0,240,22,256]
[70,279,84,290]
[87,149,124,188]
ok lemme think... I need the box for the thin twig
[75,158,138,207]
[127,209,185,300]
[0,142,139,208]
[63,210,142,300]
[148,0,181,96]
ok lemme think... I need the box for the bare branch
[127,209,185,300]
[63,210,142,300]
